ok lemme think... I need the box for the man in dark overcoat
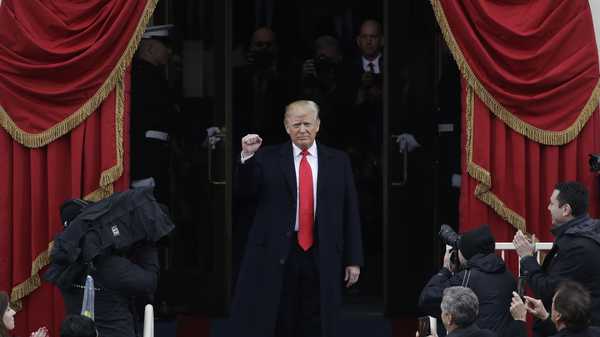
[513,181,600,336]
[230,100,364,337]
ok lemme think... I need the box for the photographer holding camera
[301,35,343,97]
[419,224,516,336]
[233,27,294,146]
[299,35,354,147]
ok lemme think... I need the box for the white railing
[143,304,154,337]
[495,242,553,274]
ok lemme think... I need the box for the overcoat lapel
[279,142,296,203]
[316,144,331,219]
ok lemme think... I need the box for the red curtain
[432,0,600,242]
[0,1,155,336]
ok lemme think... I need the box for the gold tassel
[465,87,527,232]
[431,0,600,146]
[6,0,157,309]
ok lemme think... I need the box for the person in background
[300,35,353,146]
[0,291,48,337]
[233,27,294,146]
[439,287,496,337]
[509,281,600,337]
[130,24,175,205]
[513,181,600,336]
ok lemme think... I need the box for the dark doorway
[384,1,461,316]
[139,0,462,325]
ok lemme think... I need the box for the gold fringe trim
[465,86,527,232]
[6,0,150,307]
[10,241,54,310]
[8,78,125,308]
[0,0,158,149]
[431,0,600,146]
[85,77,125,202]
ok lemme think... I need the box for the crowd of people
[417,181,600,337]
[4,11,597,337]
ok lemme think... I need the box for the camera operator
[47,188,174,337]
[419,224,516,335]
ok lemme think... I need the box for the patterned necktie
[368,62,375,73]
[298,149,314,250]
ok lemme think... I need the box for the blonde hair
[284,100,320,121]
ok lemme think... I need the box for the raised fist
[241,134,263,157]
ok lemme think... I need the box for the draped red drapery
[0,1,155,335]
[432,0,600,242]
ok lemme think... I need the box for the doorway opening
[135,0,463,323]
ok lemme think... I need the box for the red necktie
[298,149,314,251]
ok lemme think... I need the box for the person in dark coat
[233,27,294,148]
[419,225,516,335]
[59,243,159,337]
[130,25,175,204]
[299,35,353,148]
[230,100,364,337]
[438,287,497,337]
[513,181,600,336]
[509,281,600,337]
[46,188,174,337]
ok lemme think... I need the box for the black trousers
[275,235,321,337]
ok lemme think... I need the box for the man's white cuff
[241,152,254,163]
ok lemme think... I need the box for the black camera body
[314,56,336,77]
[589,154,600,172]
[439,224,462,271]
[249,49,275,68]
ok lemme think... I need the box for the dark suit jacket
[230,141,363,337]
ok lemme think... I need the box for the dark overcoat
[521,216,600,336]
[230,142,364,337]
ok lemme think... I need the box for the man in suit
[231,100,364,337]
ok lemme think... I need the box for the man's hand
[512,230,535,258]
[302,59,317,78]
[30,327,48,337]
[510,292,527,322]
[241,134,263,158]
[524,296,549,320]
[345,266,360,288]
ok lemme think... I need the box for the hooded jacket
[419,253,517,333]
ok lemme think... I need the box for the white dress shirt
[292,142,318,231]
[240,142,318,231]
[362,54,382,74]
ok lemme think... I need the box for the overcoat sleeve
[343,154,364,267]
[521,242,587,302]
